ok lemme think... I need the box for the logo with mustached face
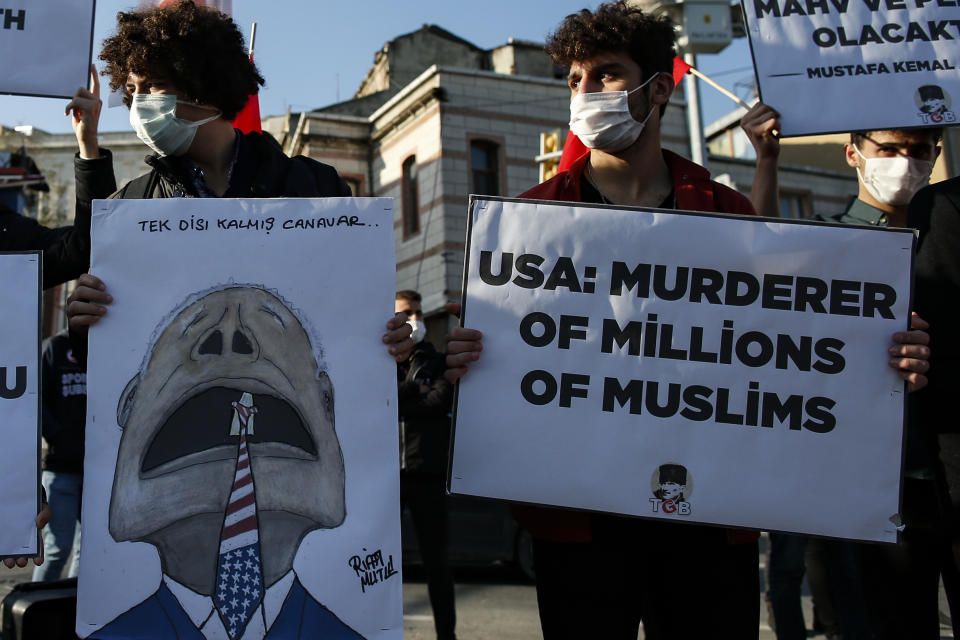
[109,285,345,597]
[649,463,692,516]
[915,85,956,125]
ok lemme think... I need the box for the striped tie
[214,393,264,639]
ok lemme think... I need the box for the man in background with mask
[394,290,456,640]
[741,104,941,225]
[741,105,944,638]
[443,3,932,637]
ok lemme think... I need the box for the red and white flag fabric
[232,47,262,134]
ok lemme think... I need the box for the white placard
[0,252,40,558]
[450,197,913,543]
[742,0,960,136]
[0,0,95,99]
[78,199,401,639]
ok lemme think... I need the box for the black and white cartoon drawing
[92,285,363,639]
[916,85,956,124]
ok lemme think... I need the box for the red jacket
[511,149,757,543]
[520,148,755,216]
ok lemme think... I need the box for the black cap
[658,464,687,485]
[918,85,945,102]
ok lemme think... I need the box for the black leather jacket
[398,341,453,475]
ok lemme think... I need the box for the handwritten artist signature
[348,548,398,593]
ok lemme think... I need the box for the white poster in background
[450,198,913,543]
[77,199,401,639]
[741,0,960,136]
[0,251,41,557]
[0,0,96,99]
[0,252,40,558]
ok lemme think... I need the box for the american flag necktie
[214,392,264,639]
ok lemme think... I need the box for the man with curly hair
[445,2,931,638]
[68,2,413,638]
[82,0,349,199]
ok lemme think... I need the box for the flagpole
[687,67,750,111]
[683,52,707,167]
[248,22,257,58]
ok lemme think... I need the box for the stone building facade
[11,23,929,340]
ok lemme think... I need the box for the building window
[402,156,419,237]
[470,140,500,196]
[779,192,810,219]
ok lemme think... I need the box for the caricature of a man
[92,286,363,640]
[918,85,949,117]
[653,464,688,503]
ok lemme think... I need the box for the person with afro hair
[78,0,350,200]
[67,3,417,639]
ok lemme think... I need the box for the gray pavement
[2,560,953,639]
[401,577,786,640]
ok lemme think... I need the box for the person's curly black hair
[99,0,264,120]
[546,1,676,82]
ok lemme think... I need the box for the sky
[0,0,758,136]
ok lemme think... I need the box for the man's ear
[843,143,860,169]
[117,373,140,428]
[650,72,675,106]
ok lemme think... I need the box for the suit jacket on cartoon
[92,578,361,639]
[92,286,363,639]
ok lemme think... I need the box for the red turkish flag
[672,56,693,86]
[557,56,692,174]
[232,88,262,134]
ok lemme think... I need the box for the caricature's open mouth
[141,386,317,474]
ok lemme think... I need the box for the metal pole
[683,52,707,168]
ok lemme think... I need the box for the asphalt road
[401,569,784,640]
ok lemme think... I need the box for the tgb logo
[649,463,692,517]
[916,85,957,125]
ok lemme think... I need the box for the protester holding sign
[445,3,931,638]
[741,102,942,227]
[66,0,412,364]
[741,104,944,638]
[58,3,411,638]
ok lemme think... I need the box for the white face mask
[129,94,220,157]
[407,319,426,344]
[854,145,934,206]
[568,73,661,153]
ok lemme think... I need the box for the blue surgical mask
[129,94,220,157]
